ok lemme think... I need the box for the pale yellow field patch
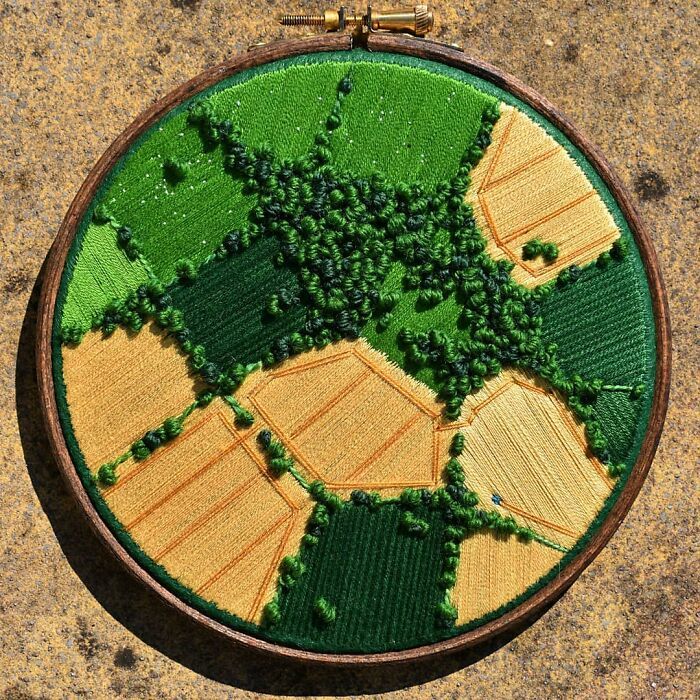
[452,368,613,549]
[92,339,612,626]
[452,530,565,625]
[467,103,620,286]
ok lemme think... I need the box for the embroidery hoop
[36,34,671,666]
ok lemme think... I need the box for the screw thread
[279,13,326,27]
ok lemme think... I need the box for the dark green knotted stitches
[51,51,658,656]
[64,68,642,482]
[165,73,637,473]
[187,74,502,396]
[169,236,305,369]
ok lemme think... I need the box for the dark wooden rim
[36,33,671,667]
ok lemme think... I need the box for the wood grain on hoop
[35,33,671,666]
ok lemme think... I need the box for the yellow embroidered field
[63,334,611,624]
[468,104,619,287]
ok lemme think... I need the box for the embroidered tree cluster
[187,73,628,465]
[74,73,637,478]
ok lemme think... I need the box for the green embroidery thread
[254,422,569,634]
[522,238,559,263]
[96,393,205,486]
[68,72,643,477]
[51,53,658,653]
[163,156,190,185]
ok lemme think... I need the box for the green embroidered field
[51,50,656,654]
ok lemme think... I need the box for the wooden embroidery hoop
[36,34,671,666]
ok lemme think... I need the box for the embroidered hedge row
[257,429,567,632]
[182,73,641,477]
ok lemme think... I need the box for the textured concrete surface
[1,0,698,697]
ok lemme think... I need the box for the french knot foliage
[185,73,618,463]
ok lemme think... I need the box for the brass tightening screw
[279,11,337,28]
[279,5,434,37]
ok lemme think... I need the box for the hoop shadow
[16,259,564,694]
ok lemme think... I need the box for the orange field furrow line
[125,432,250,531]
[482,146,560,192]
[268,350,351,379]
[434,381,514,432]
[104,410,220,497]
[498,497,577,539]
[476,190,503,244]
[248,518,297,620]
[246,396,321,483]
[431,426,442,484]
[500,190,596,244]
[511,229,620,277]
[290,369,372,439]
[153,475,257,561]
[479,106,516,193]
[512,377,548,396]
[345,413,422,481]
[197,513,292,596]
[353,346,441,418]
[238,436,301,512]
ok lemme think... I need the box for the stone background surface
[1,1,697,697]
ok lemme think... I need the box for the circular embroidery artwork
[48,49,660,656]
